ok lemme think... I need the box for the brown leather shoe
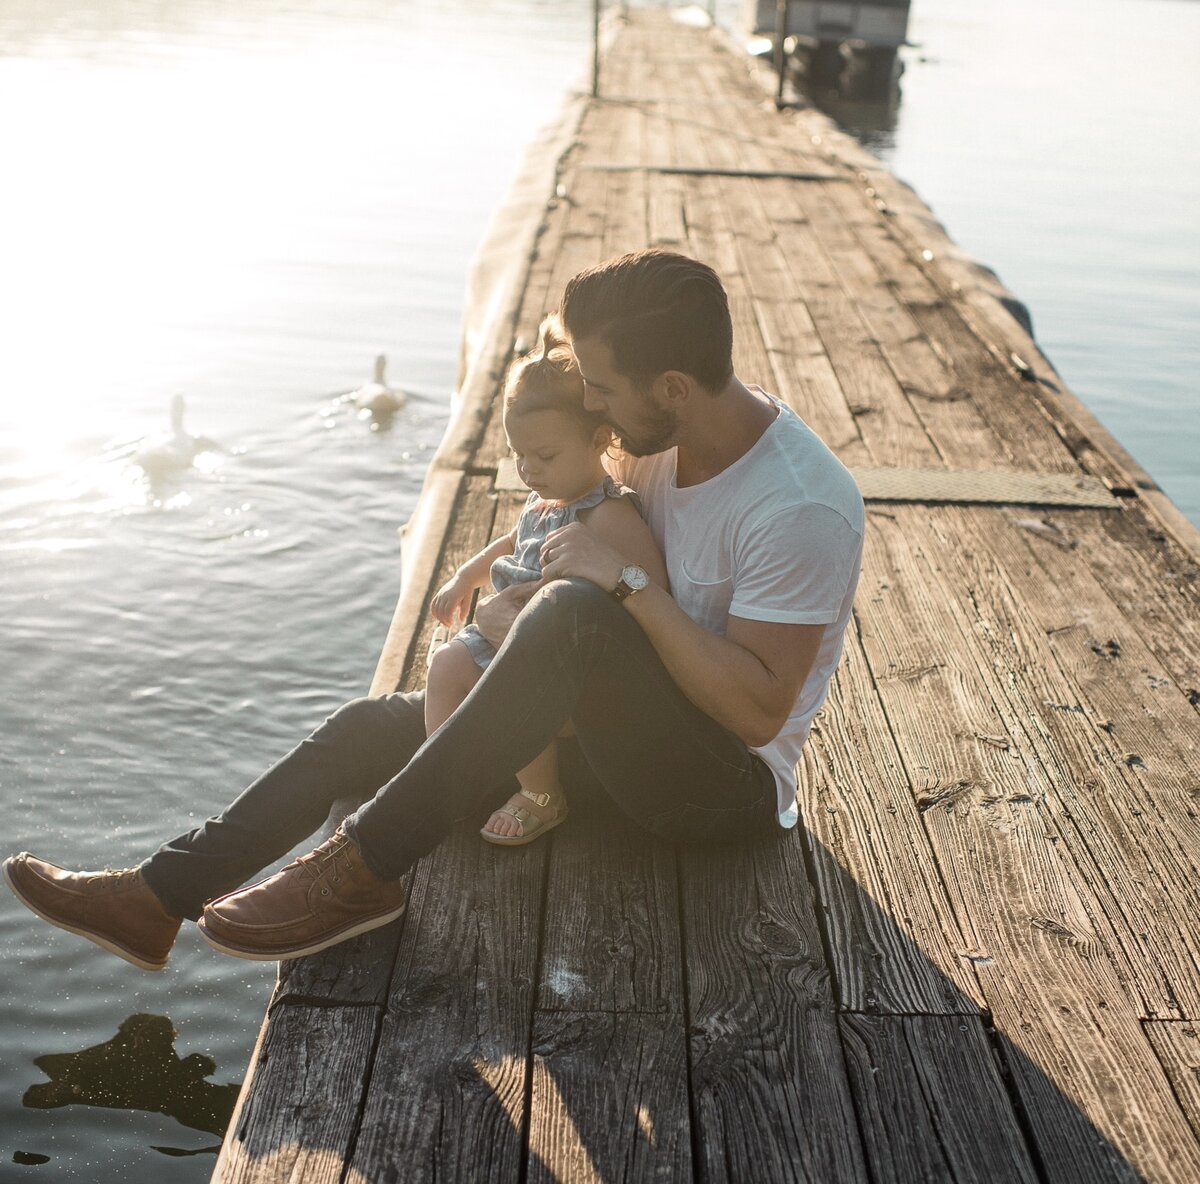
[4,854,182,972]
[196,826,405,961]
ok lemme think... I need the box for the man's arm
[577,496,669,591]
[538,523,824,747]
[625,587,822,747]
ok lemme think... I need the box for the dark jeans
[141,579,780,920]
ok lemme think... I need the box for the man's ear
[658,370,693,403]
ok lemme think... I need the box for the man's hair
[559,249,733,392]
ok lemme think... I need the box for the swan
[133,395,216,479]
[352,354,407,415]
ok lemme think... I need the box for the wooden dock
[213,10,1200,1182]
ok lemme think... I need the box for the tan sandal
[480,788,568,847]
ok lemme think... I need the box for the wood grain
[528,1011,691,1183]
[212,1005,378,1184]
[348,824,546,1182]
[680,829,869,1182]
[840,1013,1040,1184]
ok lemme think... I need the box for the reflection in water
[24,1013,240,1151]
[793,44,904,154]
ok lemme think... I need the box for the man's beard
[611,399,678,458]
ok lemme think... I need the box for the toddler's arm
[431,528,517,626]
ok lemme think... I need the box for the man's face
[570,337,678,457]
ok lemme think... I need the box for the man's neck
[673,379,778,488]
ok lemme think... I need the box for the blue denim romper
[455,475,639,670]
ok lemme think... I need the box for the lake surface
[1,0,1196,1177]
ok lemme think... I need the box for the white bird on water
[352,354,407,416]
[133,394,217,480]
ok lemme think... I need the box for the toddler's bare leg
[425,641,483,736]
[428,641,564,842]
[482,735,566,840]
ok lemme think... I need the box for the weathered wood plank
[753,296,871,464]
[856,507,1200,1179]
[921,505,1200,1018]
[352,493,545,1179]
[839,1013,1039,1184]
[908,296,1082,475]
[770,215,945,468]
[799,172,1085,476]
[1144,1022,1200,1134]
[801,630,984,1014]
[601,157,648,260]
[680,828,869,1182]
[538,784,683,1015]
[1024,503,1200,706]
[212,1005,378,1184]
[688,172,872,463]
[527,1012,691,1183]
[348,823,545,1182]
[648,171,687,246]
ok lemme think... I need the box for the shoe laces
[295,830,356,893]
[101,868,140,888]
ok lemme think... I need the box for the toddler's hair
[504,316,609,436]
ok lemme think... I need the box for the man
[5,250,864,969]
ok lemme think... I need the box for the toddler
[425,318,665,845]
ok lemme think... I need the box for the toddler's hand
[431,574,474,627]
[474,581,541,648]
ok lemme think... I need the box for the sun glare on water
[0,37,398,513]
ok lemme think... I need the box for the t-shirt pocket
[675,556,734,636]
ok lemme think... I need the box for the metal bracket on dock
[498,460,1119,508]
[851,468,1120,508]
[582,163,846,182]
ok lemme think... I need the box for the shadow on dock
[220,777,1152,1181]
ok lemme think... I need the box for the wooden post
[592,0,601,98]
[773,0,789,107]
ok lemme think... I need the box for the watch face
[621,564,649,591]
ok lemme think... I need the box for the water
[0,1,1196,1178]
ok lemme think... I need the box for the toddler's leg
[482,734,567,843]
[429,641,564,842]
[425,641,484,736]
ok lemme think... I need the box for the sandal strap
[518,789,553,808]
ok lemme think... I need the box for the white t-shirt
[608,391,865,826]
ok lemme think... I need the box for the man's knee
[507,579,632,657]
[317,693,423,747]
[526,577,613,624]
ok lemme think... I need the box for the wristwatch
[612,564,650,603]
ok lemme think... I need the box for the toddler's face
[506,409,606,504]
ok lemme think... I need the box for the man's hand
[539,522,624,593]
[431,573,475,628]
[473,581,542,648]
